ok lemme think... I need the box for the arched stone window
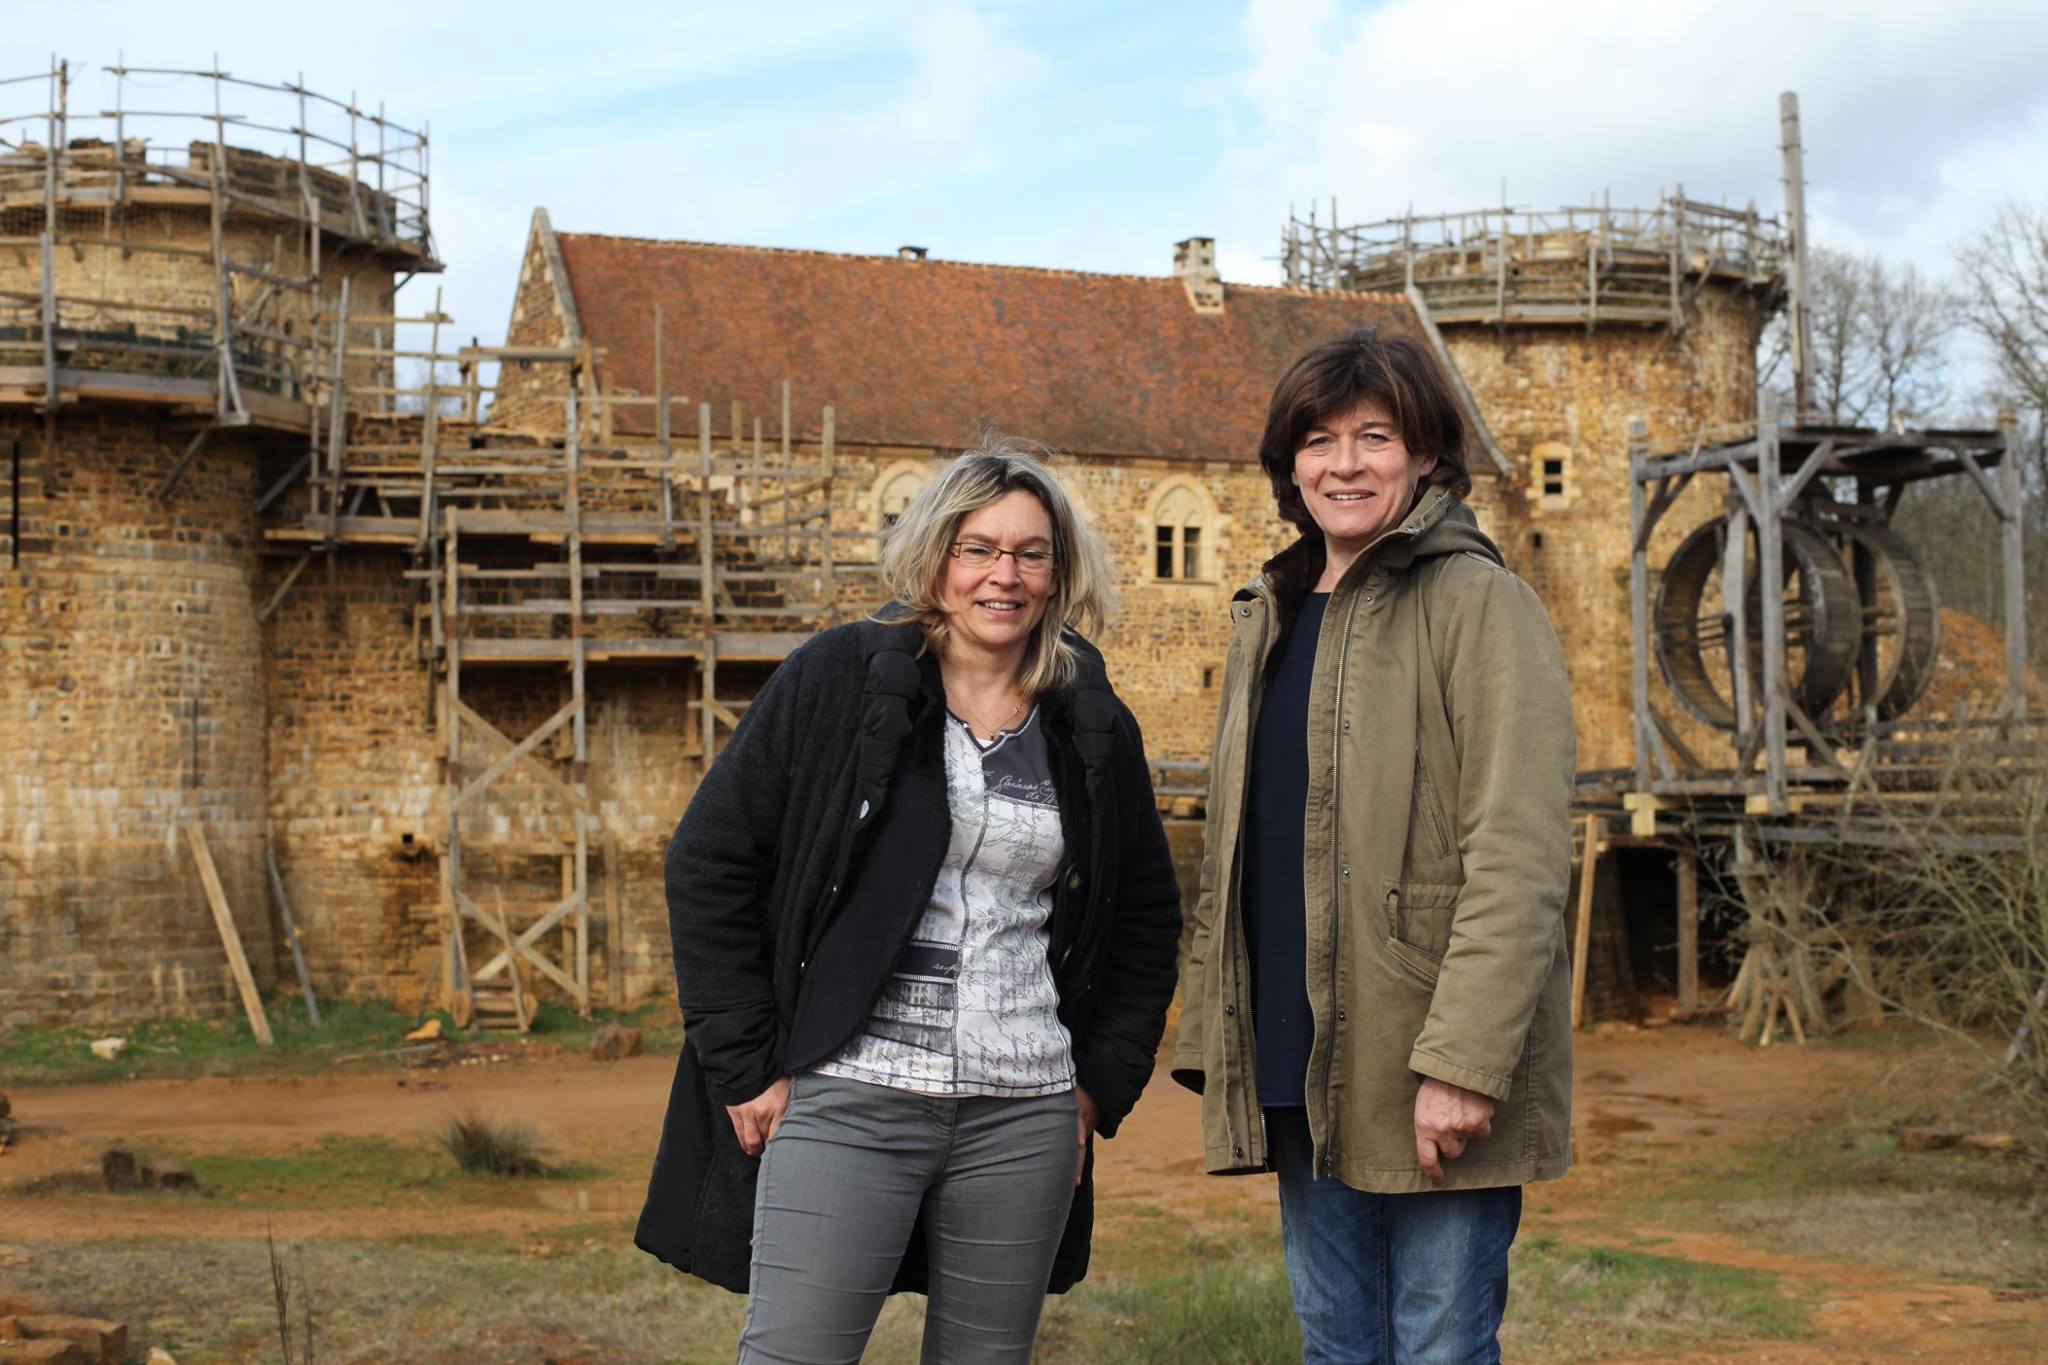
[1150,483,1211,581]
[874,463,932,528]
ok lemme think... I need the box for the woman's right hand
[726,1074,792,1156]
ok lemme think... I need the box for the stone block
[1959,1132,2019,1156]
[1896,1126,1964,1153]
[0,1341,82,1363]
[99,1147,139,1191]
[14,1317,124,1365]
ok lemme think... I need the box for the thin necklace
[957,691,1027,740]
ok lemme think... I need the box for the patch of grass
[1041,1252,1301,1363]
[1502,1236,1807,1359]
[182,1134,443,1203]
[9,1235,751,1365]
[437,1112,553,1177]
[1647,1115,2048,1285]
[0,996,681,1087]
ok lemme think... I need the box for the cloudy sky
[14,0,2047,361]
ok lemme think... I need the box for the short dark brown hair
[1257,327,1472,535]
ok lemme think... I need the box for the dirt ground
[3,1021,2046,1361]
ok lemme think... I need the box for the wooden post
[1627,421,1652,793]
[604,829,624,1007]
[182,819,275,1046]
[1675,848,1699,1013]
[1571,815,1601,1029]
[265,836,321,1028]
[1758,420,1789,810]
[1999,411,2027,721]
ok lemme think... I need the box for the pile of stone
[0,1314,128,1364]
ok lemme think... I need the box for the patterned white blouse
[816,705,1076,1097]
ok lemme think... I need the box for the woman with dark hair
[637,440,1181,1363]
[1173,327,1575,1362]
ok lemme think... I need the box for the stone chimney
[898,245,929,260]
[1173,236,1225,314]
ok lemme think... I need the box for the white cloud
[877,6,1045,170]
[1213,0,2048,285]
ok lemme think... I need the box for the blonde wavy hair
[876,438,1119,695]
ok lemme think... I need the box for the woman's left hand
[1074,1084,1098,1186]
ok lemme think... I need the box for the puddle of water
[530,1186,635,1213]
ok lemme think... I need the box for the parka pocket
[1413,741,1454,862]
[1381,880,1461,986]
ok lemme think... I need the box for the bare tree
[1863,260,1954,428]
[1761,246,1955,427]
[1956,202,2048,475]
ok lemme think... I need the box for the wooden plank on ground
[1571,815,1601,1030]
[182,818,275,1046]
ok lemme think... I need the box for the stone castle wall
[0,409,275,1028]
[1444,285,1768,771]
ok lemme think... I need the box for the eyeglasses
[949,541,1056,577]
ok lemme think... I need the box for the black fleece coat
[634,620,1182,1295]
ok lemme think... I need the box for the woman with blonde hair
[637,439,1182,1362]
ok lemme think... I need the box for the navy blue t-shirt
[1241,592,1326,1108]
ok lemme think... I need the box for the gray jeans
[738,1071,1079,1364]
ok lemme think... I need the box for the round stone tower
[0,60,435,1027]
[1284,199,1785,771]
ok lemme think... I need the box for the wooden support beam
[265,837,320,1028]
[453,695,583,810]
[182,818,274,1046]
[1571,815,1601,1030]
[157,424,214,500]
[604,829,624,1007]
[452,698,589,811]
[1676,848,1700,1012]
[257,551,313,621]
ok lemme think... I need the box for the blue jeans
[1268,1108,1520,1364]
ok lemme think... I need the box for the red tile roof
[551,233,1424,462]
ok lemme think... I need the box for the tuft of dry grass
[436,1111,553,1178]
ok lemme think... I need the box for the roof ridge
[552,229,1408,303]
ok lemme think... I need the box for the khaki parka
[1171,485,1576,1193]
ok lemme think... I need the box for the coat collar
[1236,482,1463,609]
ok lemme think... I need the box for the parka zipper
[1316,587,1365,1177]
[1225,598,1272,1169]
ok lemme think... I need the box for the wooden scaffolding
[267,319,870,1023]
[1561,408,2042,1034]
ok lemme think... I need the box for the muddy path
[3,1024,2044,1359]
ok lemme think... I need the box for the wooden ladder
[470,897,532,1033]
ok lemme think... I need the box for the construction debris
[589,1025,642,1061]
[0,1315,127,1365]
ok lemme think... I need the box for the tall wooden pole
[1779,92,1814,420]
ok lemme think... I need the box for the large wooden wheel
[1824,517,1942,723]
[1653,517,1864,730]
